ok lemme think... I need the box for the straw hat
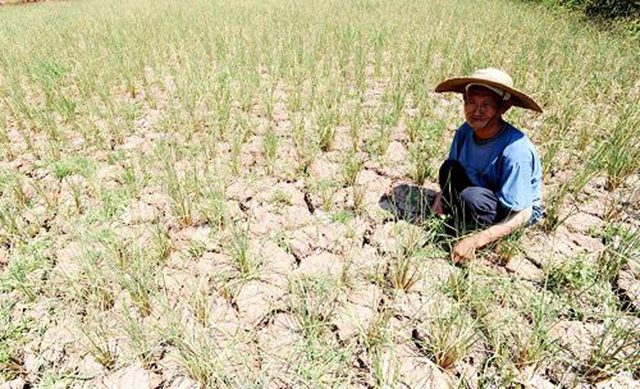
[435,68,542,113]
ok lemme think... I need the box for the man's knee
[439,159,465,189]
[459,187,499,225]
[459,187,488,209]
[438,159,455,188]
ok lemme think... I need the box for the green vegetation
[0,0,638,387]
[518,0,639,20]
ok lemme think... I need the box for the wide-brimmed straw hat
[435,68,542,113]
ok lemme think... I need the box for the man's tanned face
[463,87,509,132]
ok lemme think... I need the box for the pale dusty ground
[0,52,639,389]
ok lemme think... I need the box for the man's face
[463,89,506,131]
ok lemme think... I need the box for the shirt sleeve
[496,156,534,211]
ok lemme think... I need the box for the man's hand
[451,236,478,264]
[450,207,533,265]
[430,192,445,216]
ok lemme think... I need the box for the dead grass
[0,0,638,387]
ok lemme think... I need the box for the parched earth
[0,64,639,389]
[2,137,638,389]
[0,1,55,6]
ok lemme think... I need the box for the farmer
[430,68,544,264]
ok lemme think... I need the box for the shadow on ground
[379,184,436,225]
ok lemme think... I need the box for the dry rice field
[0,0,638,388]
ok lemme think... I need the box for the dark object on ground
[379,184,436,225]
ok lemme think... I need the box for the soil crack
[303,191,315,214]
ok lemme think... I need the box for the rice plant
[413,303,480,370]
[0,0,637,386]
[228,222,257,278]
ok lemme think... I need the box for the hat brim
[435,77,543,113]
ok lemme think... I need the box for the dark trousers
[438,160,510,229]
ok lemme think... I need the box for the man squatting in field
[430,68,544,264]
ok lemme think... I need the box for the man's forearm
[467,207,532,249]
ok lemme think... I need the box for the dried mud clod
[616,258,640,312]
[1,0,639,386]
